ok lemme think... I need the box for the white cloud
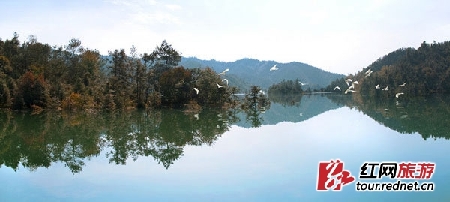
[145,0,158,6]
[105,0,182,26]
[106,0,157,7]
[165,4,182,11]
[368,0,391,11]
[301,10,329,25]
[130,11,181,25]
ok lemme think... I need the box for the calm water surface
[1,94,450,201]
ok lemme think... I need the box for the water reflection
[268,92,303,107]
[239,93,271,128]
[235,93,344,128]
[0,109,238,173]
[1,94,450,175]
[326,94,450,140]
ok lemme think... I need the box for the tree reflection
[240,86,271,128]
[326,94,450,140]
[268,92,302,107]
[0,108,238,173]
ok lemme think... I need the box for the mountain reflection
[234,93,344,128]
[3,94,447,174]
[0,109,238,173]
[326,94,450,140]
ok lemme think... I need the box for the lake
[1,93,450,201]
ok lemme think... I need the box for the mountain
[325,41,450,96]
[179,57,345,92]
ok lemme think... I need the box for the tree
[193,67,232,107]
[107,49,134,109]
[13,71,50,109]
[149,40,181,66]
[268,79,303,95]
[0,56,15,107]
[158,66,192,107]
[127,46,148,109]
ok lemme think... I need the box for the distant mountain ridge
[179,57,345,91]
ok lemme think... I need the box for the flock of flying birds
[192,64,405,102]
[192,64,282,95]
[190,65,408,121]
[192,65,280,120]
[333,69,405,99]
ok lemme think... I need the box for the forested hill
[325,41,450,96]
[179,57,345,91]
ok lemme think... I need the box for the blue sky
[1,0,449,74]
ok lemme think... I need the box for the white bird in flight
[193,88,199,94]
[399,83,406,87]
[345,79,352,86]
[270,65,279,71]
[396,92,404,98]
[194,113,199,120]
[218,68,229,75]
[349,81,358,90]
[222,78,229,86]
[299,81,308,86]
[376,84,380,89]
[382,86,389,91]
[345,89,356,94]
[365,69,373,77]
[217,83,224,88]
[334,86,341,91]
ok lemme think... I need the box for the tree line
[0,33,237,111]
[268,79,303,95]
[325,41,450,97]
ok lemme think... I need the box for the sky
[1,0,449,75]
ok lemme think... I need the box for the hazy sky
[1,0,449,74]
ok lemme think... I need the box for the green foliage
[268,79,303,95]
[149,40,181,66]
[107,49,134,109]
[159,67,192,107]
[0,55,15,107]
[323,77,347,92]
[193,67,234,107]
[13,71,50,109]
[326,41,450,97]
[0,33,238,111]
